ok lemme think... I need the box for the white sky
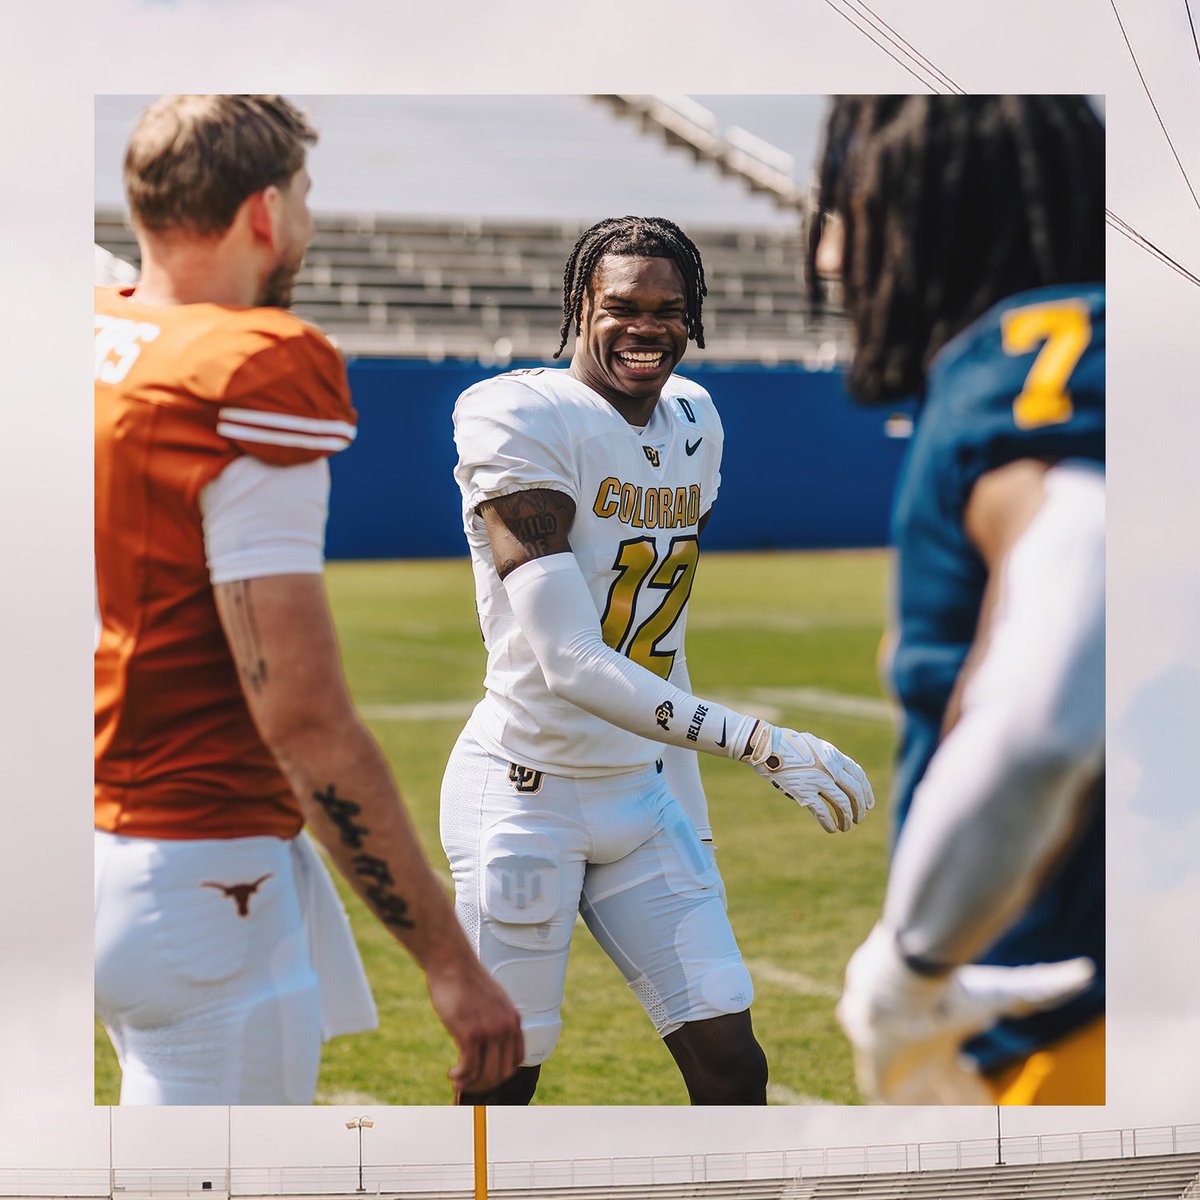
[94,94,827,228]
[1,0,1199,1176]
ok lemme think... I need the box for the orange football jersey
[94,287,356,840]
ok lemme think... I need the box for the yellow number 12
[599,535,699,679]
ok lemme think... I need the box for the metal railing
[4,1123,1198,1197]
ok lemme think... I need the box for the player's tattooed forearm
[313,783,368,849]
[226,580,269,693]
[312,786,415,928]
[351,852,414,929]
[482,489,575,572]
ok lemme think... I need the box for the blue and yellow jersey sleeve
[924,283,1105,523]
[888,282,1106,1073]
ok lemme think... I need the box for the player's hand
[425,953,525,1094]
[836,923,1095,1104]
[739,722,874,832]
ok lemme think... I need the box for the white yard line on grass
[361,700,478,721]
[688,612,876,633]
[361,689,892,725]
[741,687,893,722]
[351,635,480,665]
[744,958,841,999]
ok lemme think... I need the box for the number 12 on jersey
[600,535,699,679]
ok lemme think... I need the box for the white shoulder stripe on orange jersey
[216,422,353,452]
[217,406,357,440]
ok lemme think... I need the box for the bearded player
[443,215,875,1105]
[95,94,522,1104]
[812,97,1105,1103]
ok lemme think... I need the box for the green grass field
[96,549,896,1106]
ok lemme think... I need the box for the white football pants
[95,831,323,1104]
[440,724,753,1066]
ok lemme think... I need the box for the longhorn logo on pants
[202,873,273,917]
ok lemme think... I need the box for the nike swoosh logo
[685,438,703,456]
[715,719,727,749]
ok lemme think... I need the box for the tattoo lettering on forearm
[352,852,393,888]
[312,788,415,929]
[483,489,575,569]
[368,890,415,929]
[352,852,414,929]
[313,784,368,849]
[226,580,269,693]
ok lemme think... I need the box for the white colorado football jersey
[453,368,722,776]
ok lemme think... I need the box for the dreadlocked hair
[553,215,708,358]
[810,96,1105,403]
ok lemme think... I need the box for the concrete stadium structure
[6,1125,1199,1200]
[94,94,849,366]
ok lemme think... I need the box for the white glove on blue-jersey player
[737,720,874,833]
[836,923,1095,1103]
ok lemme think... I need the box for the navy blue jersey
[889,283,1105,1071]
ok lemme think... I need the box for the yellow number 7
[1001,300,1092,430]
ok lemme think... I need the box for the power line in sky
[841,0,965,93]
[1107,209,1200,287]
[819,0,942,92]
[1186,0,1200,70]
[1109,0,1200,215]
[822,0,1200,290]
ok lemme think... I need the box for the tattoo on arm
[480,489,575,578]
[224,580,269,694]
[312,784,415,929]
[313,784,367,848]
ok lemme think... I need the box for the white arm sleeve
[502,553,757,760]
[884,462,1105,966]
[662,657,713,839]
[200,455,329,584]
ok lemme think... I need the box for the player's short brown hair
[124,94,317,237]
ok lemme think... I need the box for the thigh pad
[482,829,575,953]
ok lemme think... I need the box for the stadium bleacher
[9,1127,1200,1200]
[93,211,847,366]
[94,94,850,366]
[80,1154,1200,1200]
[244,1154,1200,1200]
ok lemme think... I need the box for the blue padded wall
[326,359,908,559]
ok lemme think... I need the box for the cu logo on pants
[507,762,545,794]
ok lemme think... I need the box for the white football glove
[836,923,1095,1104]
[739,721,874,832]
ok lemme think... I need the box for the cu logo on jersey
[655,699,675,730]
[498,854,555,912]
[507,762,545,794]
[643,445,661,468]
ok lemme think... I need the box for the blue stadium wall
[327,359,909,559]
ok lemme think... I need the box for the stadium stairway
[232,1153,1200,1200]
[593,95,805,214]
